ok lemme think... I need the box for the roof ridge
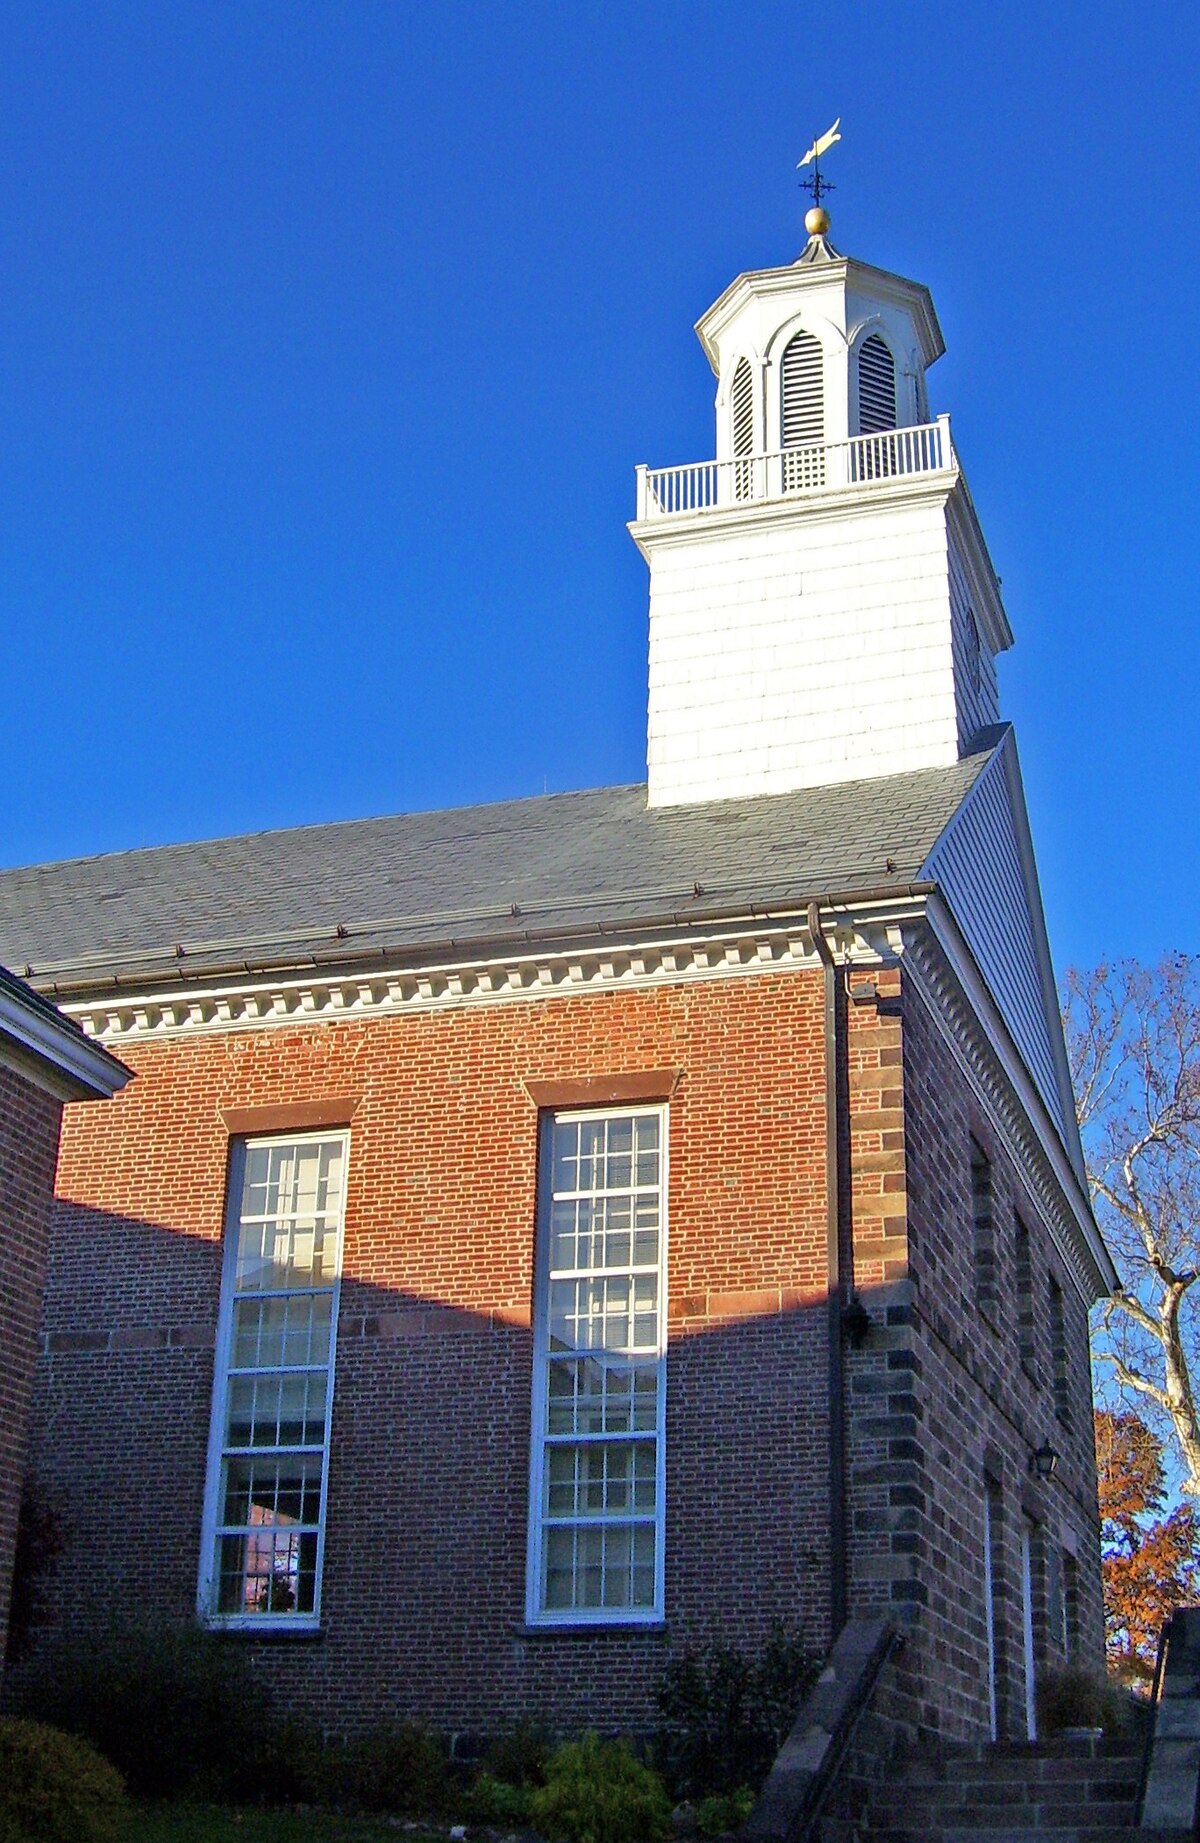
[0,782,650,879]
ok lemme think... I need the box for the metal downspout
[808,900,848,1642]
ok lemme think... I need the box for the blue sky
[1,3,1196,977]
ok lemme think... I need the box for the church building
[0,206,1112,1747]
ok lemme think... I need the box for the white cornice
[53,892,1107,1306]
[0,985,130,1102]
[905,905,1115,1306]
[61,904,923,1045]
[628,468,958,562]
[695,255,944,373]
[946,477,1012,654]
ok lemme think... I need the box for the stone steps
[858,1820,1187,1835]
[825,1735,1184,1843]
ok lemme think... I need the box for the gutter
[808,899,848,1643]
[22,882,937,999]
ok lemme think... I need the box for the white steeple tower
[630,215,1013,808]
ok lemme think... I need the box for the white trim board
[0,981,129,1102]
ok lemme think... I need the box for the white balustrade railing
[634,415,954,520]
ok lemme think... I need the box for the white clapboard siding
[781,332,823,447]
[924,732,1071,1142]
[858,334,896,434]
[948,540,1000,748]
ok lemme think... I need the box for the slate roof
[0,731,1005,994]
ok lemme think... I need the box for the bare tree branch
[1066,957,1200,1497]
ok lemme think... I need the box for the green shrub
[529,1734,672,1843]
[482,1716,554,1787]
[0,1718,127,1843]
[466,1770,533,1825]
[1035,1665,1126,1737]
[341,1723,450,1815]
[14,1617,261,1799]
[238,1711,336,1807]
[656,1630,817,1798]
[694,1788,755,1836]
[4,1487,66,1663]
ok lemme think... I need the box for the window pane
[220,1454,323,1528]
[217,1526,318,1617]
[226,1370,327,1448]
[544,1439,656,1519]
[540,1521,656,1614]
[235,1141,343,1293]
[233,1293,333,1370]
[546,1356,659,1436]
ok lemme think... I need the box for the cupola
[630,220,1013,808]
[704,230,942,464]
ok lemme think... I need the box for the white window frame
[197,1129,349,1631]
[525,1103,668,1626]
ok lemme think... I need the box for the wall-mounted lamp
[850,982,879,1006]
[1030,1441,1059,1481]
[842,1293,873,1347]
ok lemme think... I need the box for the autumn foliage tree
[1095,1407,1198,1680]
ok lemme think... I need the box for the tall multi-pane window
[527,1106,667,1623]
[199,1133,348,1626]
[1049,1275,1070,1424]
[1014,1214,1036,1374]
[1063,1551,1080,1662]
[971,1137,997,1321]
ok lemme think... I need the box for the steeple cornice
[695,253,944,373]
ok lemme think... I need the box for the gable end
[922,729,1081,1172]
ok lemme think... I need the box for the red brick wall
[26,962,1105,1741]
[36,973,837,1732]
[0,1062,64,1668]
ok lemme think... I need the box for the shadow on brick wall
[16,1199,933,1737]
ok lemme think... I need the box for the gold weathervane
[797,117,841,235]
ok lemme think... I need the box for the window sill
[206,1621,324,1643]
[511,1619,668,1639]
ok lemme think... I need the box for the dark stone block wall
[893,966,1104,1739]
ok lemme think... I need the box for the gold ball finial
[805,205,831,237]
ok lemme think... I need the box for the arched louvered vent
[731,359,753,456]
[780,332,824,489]
[857,334,896,434]
[781,332,823,447]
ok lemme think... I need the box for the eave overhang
[0,977,131,1103]
[31,874,1108,1305]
